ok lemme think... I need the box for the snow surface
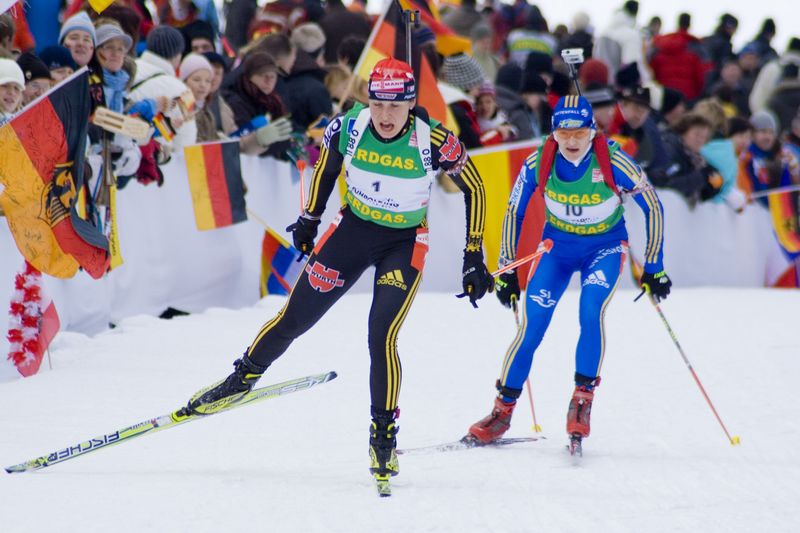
[1,289,798,532]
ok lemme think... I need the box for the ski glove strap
[286,215,321,257]
[457,251,494,308]
[638,270,672,303]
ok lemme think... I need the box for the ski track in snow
[0,289,797,532]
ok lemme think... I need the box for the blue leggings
[499,240,627,395]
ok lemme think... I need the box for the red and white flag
[7,262,61,377]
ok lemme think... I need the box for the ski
[5,371,337,474]
[374,473,392,497]
[398,435,539,456]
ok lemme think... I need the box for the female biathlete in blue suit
[467,95,673,452]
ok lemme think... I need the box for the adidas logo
[583,270,610,289]
[377,269,408,290]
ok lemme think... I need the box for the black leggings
[247,208,428,413]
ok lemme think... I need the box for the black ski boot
[188,356,268,415]
[369,408,400,477]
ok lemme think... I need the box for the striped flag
[397,0,471,56]
[0,68,109,280]
[767,191,800,287]
[260,227,304,297]
[467,140,541,280]
[184,140,247,231]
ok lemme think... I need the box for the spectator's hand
[495,270,520,308]
[639,270,672,303]
[497,124,515,140]
[700,171,723,201]
[456,251,494,308]
[256,117,293,147]
[286,215,320,256]
[112,142,142,178]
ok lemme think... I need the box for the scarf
[103,68,130,113]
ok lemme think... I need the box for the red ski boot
[467,396,516,444]
[566,386,594,438]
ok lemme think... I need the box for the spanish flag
[260,227,304,297]
[0,68,109,279]
[467,140,541,278]
[355,0,454,131]
[184,140,247,231]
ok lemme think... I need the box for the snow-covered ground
[0,289,797,532]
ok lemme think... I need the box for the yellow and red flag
[0,68,109,279]
[466,140,541,276]
[88,0,114,14]
[184,140,247,231]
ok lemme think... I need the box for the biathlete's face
[554,127,592,162]
[368,99,415,139]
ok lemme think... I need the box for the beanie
[181,19,216,48]
[623,1,639,17]
[727,116,752,137]
[615,62,641,89]
[495,63,523,91]
[552,95,595,130]
[0,58,25,89]
[96,24,133,52]
[750,110,778,132]
[290,23,326,56]
[579,59,609,86]
[477,81,495,98]
[39,45,78,71]
[146,25,185,60]
[520,71,547,94]
[58,12,97,46]
[179,53,214,81]
[368,57,415,101]
[660,87,685,115]
[524,51,553,76]
[443,53,485,92]
[583,83,616,107]
[203,51,229,72]
[16,52,52,82]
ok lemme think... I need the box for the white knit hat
[179,53,213,81]
[0,58,25,89]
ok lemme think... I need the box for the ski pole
[491,239,553,278]
[512,285,541,434]
[749,183,800,199]
[297,159,307,214]
[645,291,741,446]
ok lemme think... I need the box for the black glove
[286,215,321,256]
[456,251,494,308]
[639,270,672,303]
[495,271,520,309]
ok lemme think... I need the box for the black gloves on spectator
[457,251,494,308]
[639,270,672,303]
[495,271,520,308]
[700,169,723,201]
[286,215,321,256]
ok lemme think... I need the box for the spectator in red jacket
[649,18,707,101]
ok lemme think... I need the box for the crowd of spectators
[0,0,799,219]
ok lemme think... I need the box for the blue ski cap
[552,95,595,130]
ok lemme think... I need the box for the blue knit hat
[551,95,595,130]
[39,45,78,71]
[58,12,97,46]
[146,25,185,60]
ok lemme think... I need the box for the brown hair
[672,113,713,136]
[692,98,728,136]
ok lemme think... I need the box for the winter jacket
[224,0,258,51]
[494,85,550,141]
[438,82,482,149]
[595,10,651,83]
[441,6,486,38]
[127,51,197,150]
[319,5,372,63]
[284,50,333,131]
[650,31,707,101]
[700,138,739,202]
[650,130,722,204]
[506,29,557,66]
[750,51,800,113]
[768,80,800,134]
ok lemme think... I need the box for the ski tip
[329,371,338,380]
[730,436,741,446]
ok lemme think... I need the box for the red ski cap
[368,57,416,101]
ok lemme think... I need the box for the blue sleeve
[500,151,539,267]
[610,148,665,273]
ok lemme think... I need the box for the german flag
[184,140,247,231]
[397,0,471,56]
[260,227,304,297]
[0,68,109,279]
[768,191,800,287]
[355,0,455,131]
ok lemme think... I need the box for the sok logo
[305,261,346,292]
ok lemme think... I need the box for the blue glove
[127,99,158,122]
